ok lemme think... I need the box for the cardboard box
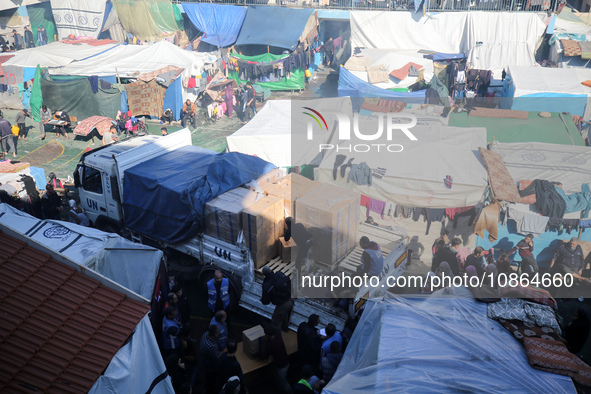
[243,168,285,192]
[264,173,321,219]
[242,195,284,268]
[205,188,258,244]
[279,237,297,263]
[242,325,267,359]
[295,183,360,267]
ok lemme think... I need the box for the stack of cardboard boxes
[242,195,285,268]
[204,188,258,244]
[259,173,321,220]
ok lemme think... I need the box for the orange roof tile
[0,232,150,393]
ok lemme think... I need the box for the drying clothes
[412,207,426,222]
[534,179,567,219]
[340,158,354,179]
[368,198,386,219]
[520,212,549,238]
[384,200,395,217]
[188,78,197,88]
[333,154,346,180]
[89,75,99,94]
[372,167,386,179]
[445,206,474,220]
[426,209,445,235]
[580,219,591,228]
[563,219,579,235]
[99,79,112,90]
[547,217,563,230]
[553,185,591,216]
[474,202,501,241]
[347,162,372,186]
[394,204,411,218]
[487,298,562,335]
[360,194,370,213]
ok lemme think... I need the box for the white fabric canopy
[4,41,120,68]
[50,0,106,39]
[508,66,591,97]
[53,40,217,78]
[315,123,488,208]
[0,204,162,300]
[490,141,591,194]
[351,11,546,77]
[324,292,575,394]
[346,49,434,89]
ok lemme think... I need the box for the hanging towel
[520,212,549,237]
[89,75,99,93]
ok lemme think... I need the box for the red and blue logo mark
[302,107,328,132]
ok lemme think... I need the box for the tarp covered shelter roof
[449,110,585,146]
[182,3,247,48]
[324,292,575,393]
[4,41,119,68]
[52,40,217,78]
[235,6,314,50]
[74,116,116,137]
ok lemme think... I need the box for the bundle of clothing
[518,179,591,219]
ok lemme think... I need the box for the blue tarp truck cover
[122,146,276,243]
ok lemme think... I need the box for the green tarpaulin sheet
[449,111,585,146]
[228,53,305,91]
[30,65,43,122]
[113,0,183,41]
[41,78,121,121]
[27,2,56,45]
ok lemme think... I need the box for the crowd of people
[0,26,48,52]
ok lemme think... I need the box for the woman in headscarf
[224,84,234,118]
[436,261,454,278]
[484,263,499,289]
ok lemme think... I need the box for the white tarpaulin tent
[490,141,591,194]
[503,66,591,118]
[350,11,546,77]
[315,122,488,208]
[227,98,354,168]
[344,49,434,89]
[0,204,162,300]
[324,290,575,394]
[53,40,217,78]
[4,41,120,68]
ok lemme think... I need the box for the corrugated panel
[0,232,150,392]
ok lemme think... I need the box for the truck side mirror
[73,165,81,188]
[110,176,120,202]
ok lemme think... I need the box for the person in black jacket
[465,246,485,277]
[261,267,294,333]
[23,27,34,48]
[431,237,461,276]
[285,217,314,274]
[293,364,316,394]
[297,314,322,370]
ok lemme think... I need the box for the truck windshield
[83,167,103,194]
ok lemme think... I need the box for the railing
[175,0,557,11]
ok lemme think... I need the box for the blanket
[468,107,529,120]
[126,80,165,118]
[487,298,561,334]
[561,39,582,57]
[478,147,522,203]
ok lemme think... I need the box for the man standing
[41,184,62,219]
[241,82,256,124]
[509,234,538,275]
[39,105,51,140]
[321,323,343,357]
[210,310,229,351]
[359,236,384,277]
[261,326,291,393]
[0,111,16,158]
[162,306,183,359]
[182,99,196,128]
[24,27,34,48]
[219,341,246,394]
[550,237,586,279]
[39,26,47,46]
[207,270,231,316]
[285,217,314,275]
[12,30,23,50]
[15,109,28,141]
[297,314,322,370]
[261,266,294,333]
[200,324,221,394]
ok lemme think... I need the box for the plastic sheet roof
[0,231,150,392]
[235,6,314,50]
[325,291,575,393]
[3,41,119,68]
[182,3,246,48]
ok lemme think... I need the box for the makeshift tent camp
[74,116,115,137]
[182,3,246,48]
[228,52,306,91]
[502,66,591,118]
[338,67,427,99]
[3,41,119,68]
[27,1,57,46]
[324,293,576,393]
[204,71,238,101]
[315,120,488,208]
[548,13,591,69]
[449,110,586,146]
[350,11,546,77]
[235,6,315,50]
[111,0,183,41]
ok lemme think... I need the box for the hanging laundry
[563,219,579,234]
[340,158,354,178]
[188,78,197,88]
[360,194,370,215]
[348,162,372,186]
[384,200,396,217]
[89,75,99,94]
[580,219,591,228]
[333,154,346,180]
[372,167,387,179]
[395,204,411,218]
[520,212,549,237]
[445,206,475,220]
[367,198,386,219]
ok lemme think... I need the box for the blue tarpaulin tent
[122,146,276,244]
[235,6,314,50]
[162,76,183,121]
[182,3,247,48]
[338,67,426,101]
